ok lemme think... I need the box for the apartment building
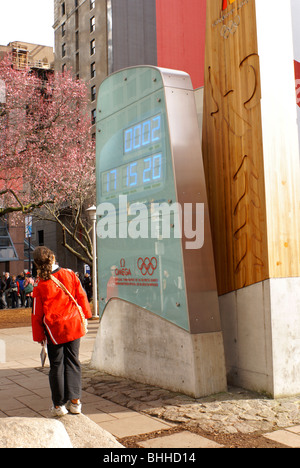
[0,41,54,72]
[53,0,160,136]
[53,0,108,137]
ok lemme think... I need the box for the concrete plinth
[220,278,300,398]
[91,298,227,398]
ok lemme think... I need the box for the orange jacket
[32,268,92,345]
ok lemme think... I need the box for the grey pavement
[1,321,300,448]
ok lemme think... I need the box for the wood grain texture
[202,0,269,295]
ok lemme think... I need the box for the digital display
[101,113,164,199]
[124,114,162,155]
[102,153,164,197]
[96,66,190,331]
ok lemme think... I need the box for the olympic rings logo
[137,257,158,276]
[220,15,240,39]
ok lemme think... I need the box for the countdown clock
[96,66,221,336]
[101,114,165,199]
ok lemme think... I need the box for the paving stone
[4,325,300,448]
[0,397,27,412]
[81,366,300,437]
[98,414,173,438]
[263,430,300,448]
[138,431,224,448]
[287,426,300,434]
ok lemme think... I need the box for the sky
[291,0,300,61]
[0,0,54,48]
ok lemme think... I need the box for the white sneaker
[66,400,82,414]
[50,405,68,417]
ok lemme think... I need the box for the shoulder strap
[50,274,80,309]
[50,274,87,334]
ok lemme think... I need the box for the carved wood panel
[202,0,269,295]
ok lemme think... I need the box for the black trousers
[47,338,81,407]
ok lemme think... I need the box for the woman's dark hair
[33,246,55,281]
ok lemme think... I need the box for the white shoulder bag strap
[50,274,88,335]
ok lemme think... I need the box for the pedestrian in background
[0,276,5,309]
[3,272,11,308]
[83,273,92,301]
[10,275,18,309]
[17,273,25,307]
[24,273,34,308]
[31,246,92,417]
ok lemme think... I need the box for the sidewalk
[1,322,300,448]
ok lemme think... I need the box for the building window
[62,63,66,74]
[91,109,96,125]
[62,22,66,37]
[75,0,78,7]
[90,39,95,56]
[90,0,95,10]
[76,53,79,74]
[90,16,95,33]
[62,2,66,16]
[91,85,96,102]
[38,230,44,246]
[75,31,79,50]
[91,62,96,79]
[62,43,66,58]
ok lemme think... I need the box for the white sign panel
[25,216,32,238]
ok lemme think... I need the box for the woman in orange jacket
[32,246,92,417]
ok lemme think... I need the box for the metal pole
[29,236,31,274]
[87,206,98,318]
[92,214,98,318]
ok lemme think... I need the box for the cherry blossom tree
[0,55,96,265]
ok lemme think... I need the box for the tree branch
[61,227,92,266]
[45,204,93,263]
[0,189,54,217]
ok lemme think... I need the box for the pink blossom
[0,54,96,217]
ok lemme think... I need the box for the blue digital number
[151,116,161,142]
[133,124,141,150]
[124,115,161,155]
[124,129,133,153]
[143,157,152,182]
[142,121,151,146]
[126,163,138,187]
[143,154,162,184]
[106,169,117,193]
[104,153,163,196]
[152,154,162,180]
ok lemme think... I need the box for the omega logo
[114,258,132,276]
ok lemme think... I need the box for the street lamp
[86,205,99,318]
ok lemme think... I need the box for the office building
[53,0,206,137]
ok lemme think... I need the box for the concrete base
[219,277,300,398]
[91,299,227,398]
